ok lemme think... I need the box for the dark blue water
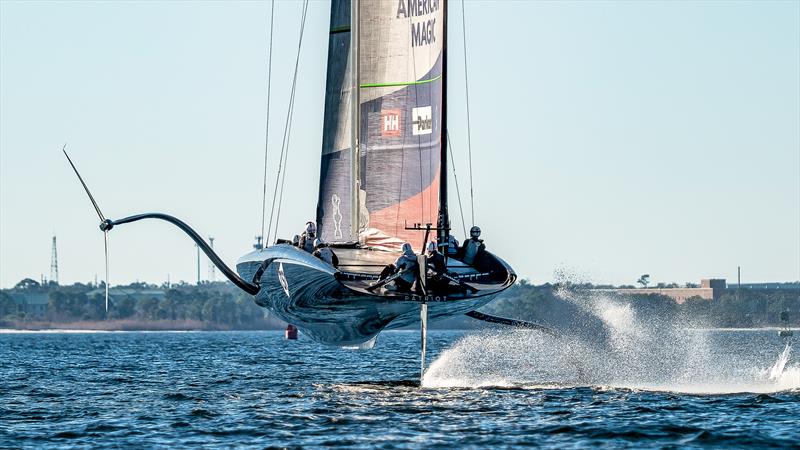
[1,330,798,448]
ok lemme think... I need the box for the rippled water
[1,328,798,448]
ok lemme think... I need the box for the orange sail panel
[357,0,444,250]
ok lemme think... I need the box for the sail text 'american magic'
[396,0,440,48]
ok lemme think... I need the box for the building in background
[614,279,727,304]
[9,292,49,318]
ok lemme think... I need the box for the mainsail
[316,0,355,242]
[317,0,445,250]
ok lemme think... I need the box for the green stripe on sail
[359,74,442,88]
[330,26,350,34]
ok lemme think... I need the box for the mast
[437,0,449,248]
[350,0,361,240]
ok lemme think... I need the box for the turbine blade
[63,145,105,222]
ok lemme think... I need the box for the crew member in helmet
[387,242,419,292]
[426,241,446,274]
[461,226,485,265]
[292,235,300,247]
[446,234,460,257]
[299,221,316,252]
[312,238,339,267]
[426,241,448,291]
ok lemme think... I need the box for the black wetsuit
[426,250,448,291]
[461,238,485,265]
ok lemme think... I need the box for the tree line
[0,279,275,329]
[485,280,799,328]
[2,278,797,330]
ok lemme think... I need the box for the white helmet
[470,226,481,238]
[426,241,437,253]
[305,221,316,235]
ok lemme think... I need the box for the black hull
[236,244,515,346]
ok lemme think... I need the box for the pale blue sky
[1,0,798,288]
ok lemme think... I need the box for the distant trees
[483,283,799,328]
[14,278,40,290]
[0,291,17,318]
[637,274,650,288]
[709,290,798,328]
[46,290,102,321]
[1,281,272,329]
[3,279,798,330]
[107,296,136,320]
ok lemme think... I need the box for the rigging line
[269,0,308,243]
[394,136,406,237]
[272,63,300,244]
[392,9,416,237]
[461,0,475,226]
[273,95,296,244]
[273,0,308,242]
[446,131,468,239]
[406,14,425,227]
[259,0,276,243]
[430,13,437,234]
[428,16,437,231]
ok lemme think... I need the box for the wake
[422,287,798,394]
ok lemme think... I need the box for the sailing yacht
[235,0,516,347]
[66,1,540,367]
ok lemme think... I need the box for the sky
[1,0,798,289]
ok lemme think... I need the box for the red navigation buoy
[285,324,298,340]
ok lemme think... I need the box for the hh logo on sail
[381,109,401,137]
[412,106,432,135]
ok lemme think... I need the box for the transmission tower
[208,237,216,282]
[50,235,59,285]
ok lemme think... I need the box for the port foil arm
[465,311,559,337]
[100,214,260,295]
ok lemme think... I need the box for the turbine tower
[50,235,59,285]
[208,237,216,282]
[196,244,201,285]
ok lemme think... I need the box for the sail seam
[359,74,442,88]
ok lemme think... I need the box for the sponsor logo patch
[412,106,432,135]
[381,109,401,137]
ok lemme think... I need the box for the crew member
[312,238,339,267]
[390,242,419,292]
[299,221,316,252]
[426,241,448,291]
[461,226,485,265]
[446,234,460,257]
[292,235,300,247]
[426,241,446,274]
